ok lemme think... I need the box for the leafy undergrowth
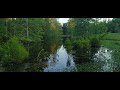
[75,62,103,72]
[0,36,29,66]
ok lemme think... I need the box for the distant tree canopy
[67,18,108,39]
[0,18,62,43]
[62,23,68,35]
[107,18,120,33]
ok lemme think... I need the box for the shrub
[1,37,29,65]
[90,36,100,47]
[0,46,5,61]
[76,62,102,72]
[73,38,90,50]
[65,38,72,46]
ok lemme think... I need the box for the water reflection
[1,37,120,72]
[44,45,75,72]
[72,48,93,64]
[67,55,71,67]
[94,46,113,72]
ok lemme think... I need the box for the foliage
[65,38,72,46]
[0,18,62,65]
[43,18,62,42]
[76,62,102,72]
[90,36,100,47]
[67,18,93,39]
[88,21,108,35]
[2,18,120,72]
[107,18,120,33]
[1,37,29,65]
[73,38,90,50]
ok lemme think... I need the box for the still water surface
[44,45,75,72]
[43,45,114,72]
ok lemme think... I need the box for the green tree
[107,18,120,33]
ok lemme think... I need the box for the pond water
[43,45,114,72]
[94,46,113,72]
[44,45,75,72]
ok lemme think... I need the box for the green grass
[101,33,120,50]
[101,40,120,50]
[102,33,120,41]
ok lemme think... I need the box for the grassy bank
[102,33,120,41]
[101,33,120,49]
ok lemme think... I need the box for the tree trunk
[5,19,7,36]
[26,18,29,54]
[26,18,29,39]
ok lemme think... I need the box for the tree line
[0,18,62,43]
[63,18,120,38]
[0,18,62,66]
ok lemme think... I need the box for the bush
[0,46,5,61]
[73,38,90,50]
[1,37,29,65]
[90,36,100,47]
[76,62,102,72]
[65,38,72,46]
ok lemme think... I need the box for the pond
[44,45,76,72]
[42,45,114,72]
[0,38,120,72]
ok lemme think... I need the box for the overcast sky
[58,18,113,25]
[58,18,69,25]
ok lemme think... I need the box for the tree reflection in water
[0,37,115,72]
